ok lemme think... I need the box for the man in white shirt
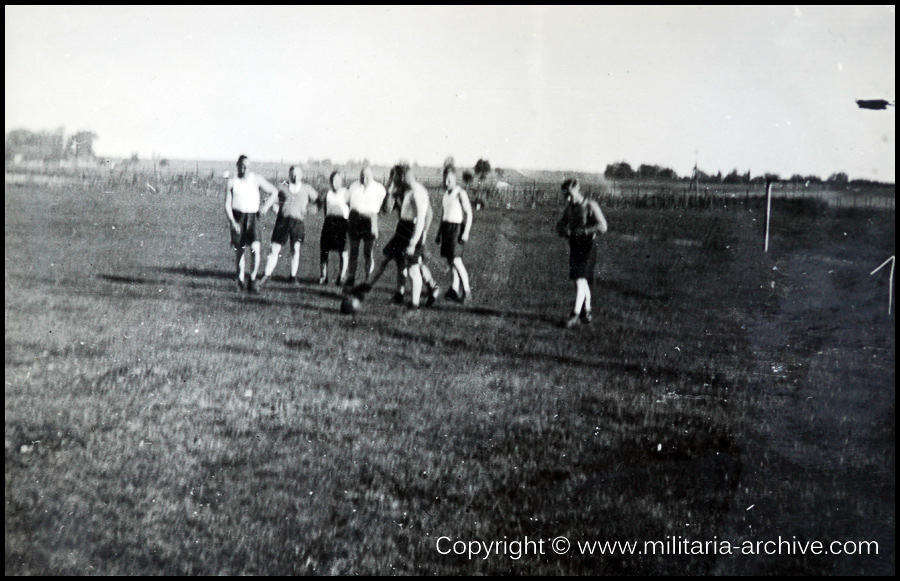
[344,165,387,287]
[224,155,281,293]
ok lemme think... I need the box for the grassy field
[5,180,895,574]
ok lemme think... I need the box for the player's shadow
[599,278,672,303]
[462,305,560,325]
[154,266,234,280]
[97,274,160,285]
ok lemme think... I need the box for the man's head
[330,170,343,191]
[360,165,373,186]
[289,165,302,184]
[388,163,411,198]
[562,177,582,203]
[236,155,249,178]
[443,165,457,190]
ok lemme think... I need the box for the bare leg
[249,241,261,280]
[574,278,589,315]
[346,235,360,285]
[263,242,283,278]
[363,237,375,278]
[338,250,349,283]
[408,264,423,308]
[290,241,302,279]
[448,258,460,293]
[453,257,470,295]
[234,248,246,282]
[365,255,393,288]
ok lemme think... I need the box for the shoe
[292,276,302,287]
[460,289,470,304]
[335,278,344,287]
[391,292,405,305]
[235,278,246,291]
[563,313,579,328]
[258,275,270,289]
[426,285,440,306]
[343,278,355,289]
[318,275,327,285]
[580,310,592,325]
[445,288,459,302]
[248,279,260,294]
[405,303,420,314]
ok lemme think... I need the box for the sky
[5,5,896,181]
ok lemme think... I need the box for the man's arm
[306,185,319,205]
[260,190,281,215]
[459,189,473,242]
[555,206,571,238]
[225,181,239,230]
[407,187,429,253]
[258,176,282,215]
[581,201,608,236]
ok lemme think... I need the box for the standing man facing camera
[258,165,318,288]
[225,155,281,293]
[344,165,387,288]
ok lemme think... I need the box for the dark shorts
[383,219,425,267]
[271,215,305,246]
[569,235,598,283]
[348,211,378,240]
[439,221,465,259]
[320,215,349,252]
[231,210,260,248]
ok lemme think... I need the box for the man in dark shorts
[225,155,281,293]
[437,164,473,303]
[319,170,351,285]
[258,165,318,288]
[353,163,440,308]
[555,177,608,327]
[344,165,387,288]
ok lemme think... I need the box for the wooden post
[870,256,895,315]
[764,179,773,253]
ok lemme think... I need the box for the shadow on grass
[371,323,719,384]
[154,266,233,280]
[224,296,337,315]
[599,278,673,303]
[97,274,160,285]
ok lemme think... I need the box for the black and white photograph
[5,5,895,575]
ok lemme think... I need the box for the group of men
[225,155,473,310]
[226,154,606,325]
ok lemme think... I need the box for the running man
[319,170,351,285]
[258,165,319,288]
[436,164,473,303]
[344,165,388,288]
[355,163,440,309]
[225,155,281,293]
[555,178,608,327]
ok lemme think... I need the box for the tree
[67,131,97,159]
[495,167,504,180]
[722,169,746,184]
[474,159,492,181]
[6,128,65,162]
[826,172,849,184]
[604,161,635,179]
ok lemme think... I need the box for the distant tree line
[603,161,889,187]
[6,128,97,163]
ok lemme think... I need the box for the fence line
[6,170,895,212]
